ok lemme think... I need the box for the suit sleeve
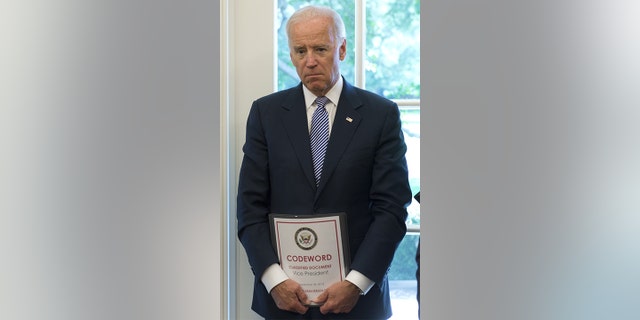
[237,102,280,278]
[350,102,412,284]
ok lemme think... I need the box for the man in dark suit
[237,5,412,319]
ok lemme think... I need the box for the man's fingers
[311,291,328,305]
[270,280,309,314]
[295,286,311,306]
[318,281,360,314]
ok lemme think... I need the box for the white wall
[224,0,277,319]
[1,1,223,319]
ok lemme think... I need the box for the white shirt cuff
[345,270,375,295]
[260,263,289,293]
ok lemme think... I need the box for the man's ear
[339,39,346,61]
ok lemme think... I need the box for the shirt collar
[302,76,343,108]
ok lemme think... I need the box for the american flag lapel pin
[346,117,353,123]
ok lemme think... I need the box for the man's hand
[313,280,361,315]
[270,279,310,314]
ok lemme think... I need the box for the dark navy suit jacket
[237,80,412,319]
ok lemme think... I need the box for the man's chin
[304,81,327,94]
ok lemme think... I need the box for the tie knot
[315,96,329,109]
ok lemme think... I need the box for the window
[277,1,420,319]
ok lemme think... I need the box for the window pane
[365,0,420,227]
[401,105,420,226]
[365,0,420,99]
[276,0,356,91]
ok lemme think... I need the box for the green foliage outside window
[389,233,419,280]
[365,0,420,99]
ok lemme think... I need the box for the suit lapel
[280,85,317,189]
[316,82,363,197]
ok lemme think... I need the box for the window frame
[354,1,421,233]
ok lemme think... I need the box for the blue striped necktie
[310,96,329,186]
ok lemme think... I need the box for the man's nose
[305,53,317,67]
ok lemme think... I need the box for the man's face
[289,17,346,97]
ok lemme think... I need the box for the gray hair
[286,5,346,44]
